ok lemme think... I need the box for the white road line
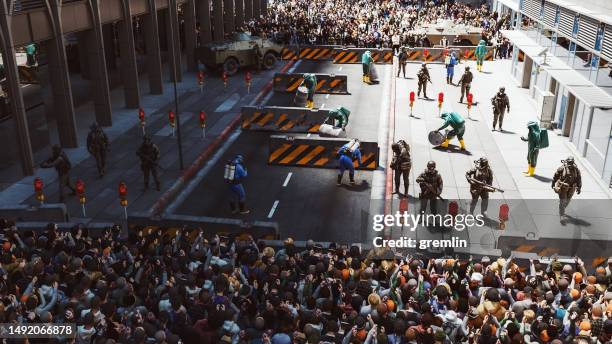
[267,200,280,218]
[338,66,343,71]
[282,172,293,187]
[307,133,311,137]
[325,94,330,99]
[321,103,325,109]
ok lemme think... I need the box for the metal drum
[428,130,445,146]
[294,86,308,107]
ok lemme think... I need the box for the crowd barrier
[268,134,379,170]
[0,204,68,223]
[333,48,393,64]
[128,213,279,241]
[241,106,330,133]
[273,73,349,94]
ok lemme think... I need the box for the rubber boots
[459,139,466,150]
[523,165,535,176]
[306,100,314,108]
[439,138,449,148]
[365,75,371,84]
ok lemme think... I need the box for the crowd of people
[243,0,512,49]
[0,219,610,344]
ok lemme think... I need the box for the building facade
[494,0,612,189]
[0,0,267,177]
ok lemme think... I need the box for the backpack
[464,71,473,83]
[444,56,451,65]
[538,128,549,149]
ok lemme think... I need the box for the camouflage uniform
[391,140,412,196]
[416,161,443,214]
[491,88,510,131]
[40,145,75,202]
[136,136,161,191]
[86,123,109,178]
[417,64,431,98]
[466,158,493,215]
[552,157,582,218]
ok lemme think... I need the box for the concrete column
[77,32,90,79]
[143,0,163,94]
[235,0,244,29]
[244,0,253,21]
[260,0,267,17]
[167,1,182,82]
[86,0,113,126]
[213,0,224,41]
[253,0,260,20]
[183,0,197,71]
[47,0,78,148]
[118,0,140,108]
[0,4,34,175]
[197,0,213,43]
[224,0,234,34]
[102,24,116,69]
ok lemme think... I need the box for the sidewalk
[390,58,611,251]
[0,58,283,223]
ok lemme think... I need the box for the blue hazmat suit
[338,143,362,179]
[229,159,247,202]
[446,54,457,78]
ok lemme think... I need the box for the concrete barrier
[0,204,68,222]
[128,213,279,241]
[333,48,393,64]
[268,134,379,170]
[241,106,331,133]
[273,73,349,94]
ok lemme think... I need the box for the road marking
[325,94,330,99]
[321,103,325,109]
[282,172,293,187]
[338,66,343,71]
[268,200,280,218]
[307,133,311,137]
[215,93,240,112]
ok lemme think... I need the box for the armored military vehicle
[196,32,283,75]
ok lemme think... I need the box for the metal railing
[11,0,46,14]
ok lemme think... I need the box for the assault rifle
[467,178,504,193]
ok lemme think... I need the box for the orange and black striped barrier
[273,73,349,94]
[241,106,330,133]
[332,48,393,64]
[268,135,379,170]
[298,46,337,61]
[403,47,493,63]
[280,46,299,61]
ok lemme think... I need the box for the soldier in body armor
[40,145,76,202]
[466,157,494,216]
[491,87,510,131]
[552,156,582,221]
[458,66,473,103]
[416,161,443,214]
[86,122,109,178]
[397,47,408,78]
[136,136,161,191]
[253,43,263,73]
[417,63,431,98]
[390,140,412,197]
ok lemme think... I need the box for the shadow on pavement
[532,174,553,183]
[433,146,473,155]
[561,215,592,227]
[339,180,370,192]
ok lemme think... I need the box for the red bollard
[499,204,509,230]
[438,92,444,115]
[75,179,86,216]
[467,93,473,119]
[199,111,206,138]
[138,108,146,135]
[222,72,228,89]
[409,91,415,117]
[34,177,44,204]
[197,71,204,93]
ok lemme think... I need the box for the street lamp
[168,0,184,170]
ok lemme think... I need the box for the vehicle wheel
[263,52,277,69]
[223,57,239,76]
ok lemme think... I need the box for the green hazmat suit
[523,120,541,167]
[361,51,373,77]
[328,107,350,129]
[438,112,466,140]
[301,73,317,101]
[475,39,487,68]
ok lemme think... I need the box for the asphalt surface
[175,61,390,242]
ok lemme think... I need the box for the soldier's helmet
[465,66,470,71]
[564,156,575,165]
[499,87,505,93]
[143,135,152,144]
[90,122,99,131]
[421,62,427,67]
[478,157,489,168]
[391,143,401,153]
[426,161,436,171]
